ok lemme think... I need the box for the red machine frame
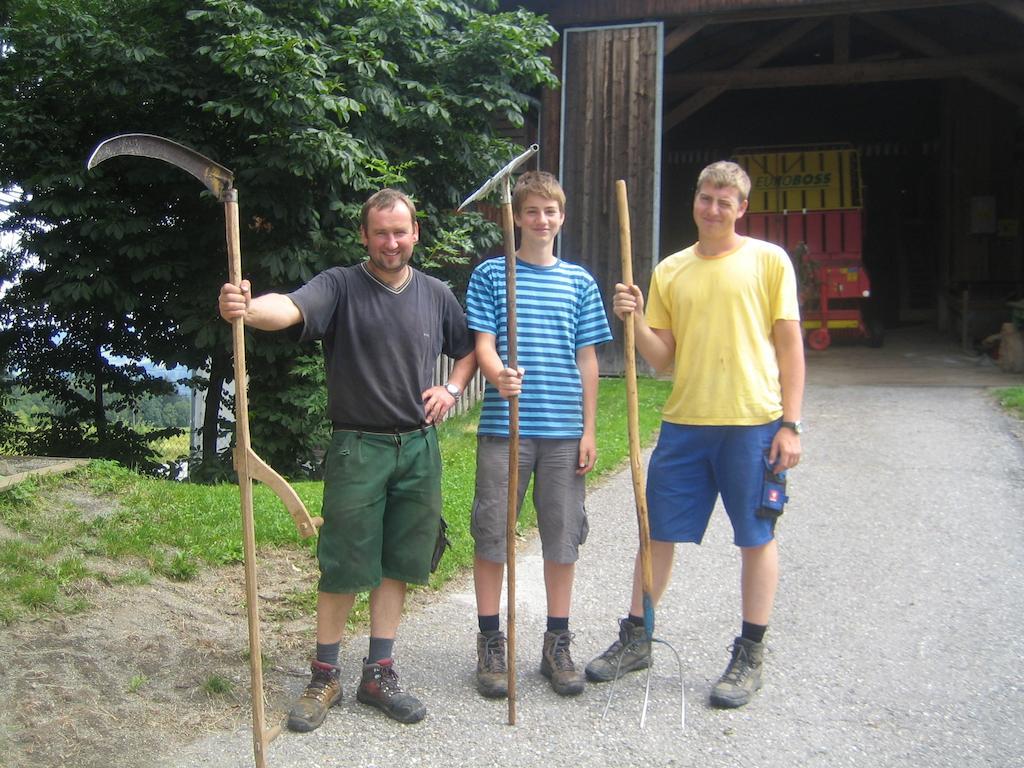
[738,209,876,350]
[734,144,881,350]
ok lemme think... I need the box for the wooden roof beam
[663,16,822,133]
[525,0,983,28]
[699,0,982,24]
[663,51,1024,90]
[664,19,707,56]
[862,13,1024,110]
[986,0,1024,24]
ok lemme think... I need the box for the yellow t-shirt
[645,237,800,425]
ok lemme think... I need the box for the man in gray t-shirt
[219,189,475,730]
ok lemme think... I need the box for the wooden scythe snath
[87,133,322,768]
[458,143,539,725]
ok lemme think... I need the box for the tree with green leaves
[0,0,557,476]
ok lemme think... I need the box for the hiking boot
[476,631,508,699]
[356,658,426,723]
[709,637,765,708]
[585,618,651,683]
[286,660,342,733]
[539,630,586,696]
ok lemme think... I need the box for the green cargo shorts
[317,426,442,593]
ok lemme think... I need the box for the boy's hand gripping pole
[88,133,322,768]
[458,143,538,725]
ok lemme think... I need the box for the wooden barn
[496,0,1024,372]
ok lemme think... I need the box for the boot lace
[304,664,339,702]
[549,631,577,672]
[482,633,507,672]
[597,621,639,662]
[374,663,404,697]
[720,643,753,686]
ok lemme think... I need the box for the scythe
[87,133,322,768]
[458,142,538,725]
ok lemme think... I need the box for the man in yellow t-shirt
[586,161,805,709]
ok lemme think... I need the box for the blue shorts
[646,421,780,547]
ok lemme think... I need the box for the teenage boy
[587,161,804,709]
[465,171,612,698]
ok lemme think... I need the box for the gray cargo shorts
[471,435,589,564]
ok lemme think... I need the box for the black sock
[478,614,500,633]
[741,621,767,644]
[547,616,569,633]
[627,614,645,628]
[368,636,394,663]
[316,641,340,669]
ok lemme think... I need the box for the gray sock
[316,641,340,669]
[368,636,394,663]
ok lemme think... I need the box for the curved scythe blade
[87,133,234,201]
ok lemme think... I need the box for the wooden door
[559,23,663,374]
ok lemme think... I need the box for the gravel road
[164,327,1024,768]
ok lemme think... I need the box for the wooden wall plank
[561,24,662,374]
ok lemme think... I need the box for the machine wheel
[807,327,831,351]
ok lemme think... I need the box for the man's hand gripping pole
[458,143,537,726]
[88,133,322,768]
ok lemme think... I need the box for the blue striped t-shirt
[466,257,612,438]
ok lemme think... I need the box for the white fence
[432,355,485,418]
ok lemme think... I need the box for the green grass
[996,387,1024,420]
[201,674,234,696]
[127,674,148,693]
[150,431,189,463]
[0,377,672,627]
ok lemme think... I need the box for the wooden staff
[615,179,655,636]
[499,173,519,725]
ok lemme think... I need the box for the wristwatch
[780,420,803,435]
[444,383,461,399]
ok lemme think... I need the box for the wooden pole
[501,174,519,725]
[225,191,280,767]
[615,180,655,634]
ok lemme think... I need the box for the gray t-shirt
[288,263,473,429]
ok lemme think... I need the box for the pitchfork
[603,179,685,731]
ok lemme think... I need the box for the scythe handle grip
[245,449,322,539]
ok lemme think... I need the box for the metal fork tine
[641,662,653,729]
[600,638,685,732]
[652,638,686,731]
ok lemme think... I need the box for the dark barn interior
[499,0,1024,371]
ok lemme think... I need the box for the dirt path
[0,486,319,768]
